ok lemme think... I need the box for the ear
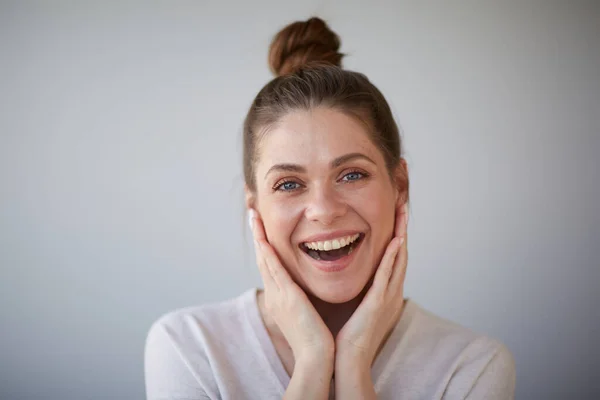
[244,184,257,211]
[394,158,409,206]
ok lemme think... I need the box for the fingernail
[248,209,255,231]
[399,237,405,246]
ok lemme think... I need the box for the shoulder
[403,300,516,398]
[405,300,511,353]
[148,290,247,332]
[144,289,257,399]
[145,288,255,349]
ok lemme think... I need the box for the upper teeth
[304,233,360,251]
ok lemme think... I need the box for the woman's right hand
[249,209,335,365]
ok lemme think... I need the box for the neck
[305,279,372,339]
[257,277,375,342]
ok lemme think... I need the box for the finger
[248,209,292,290]
[249,208,267,242]
[253,236,277,292]
[249,209,277,290]
[395,202,408,238]
[390,237,408,289]
[259,239,295,290]
[390,209,409,289]
[372,237,402,294]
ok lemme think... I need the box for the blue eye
[274,170,368,193]
[275,180,301,192]
[342,171,366,182]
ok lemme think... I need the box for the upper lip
[299,230,364,244]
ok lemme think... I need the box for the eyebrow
[264,152,376,179]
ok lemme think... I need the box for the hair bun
[268,17,344,77]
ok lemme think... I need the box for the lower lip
[301,236,364,273]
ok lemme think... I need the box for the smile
[300,233,365,262]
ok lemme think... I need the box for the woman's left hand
[335,202,409,369]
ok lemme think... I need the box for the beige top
[145,287,516,399]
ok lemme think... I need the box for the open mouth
[299,233,365,262]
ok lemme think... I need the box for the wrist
[298,342,335,361]
[336,346,370,370]
[296,348,335,372]
[334,356,376,400]
[286,354,334,400]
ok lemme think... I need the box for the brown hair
[244,17,409,203]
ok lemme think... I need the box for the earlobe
[395,159,409,206]
[244,185,257,210]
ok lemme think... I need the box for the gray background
[1,1,599,399]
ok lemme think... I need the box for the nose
[304,183,347,225]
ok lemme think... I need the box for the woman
[145,17,516,400]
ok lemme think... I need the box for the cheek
[355,193,396,245]
[261,200,303,243]
[351,186,394,222]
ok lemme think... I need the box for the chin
[306,279,368,304]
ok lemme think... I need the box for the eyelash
[273,169,370,193]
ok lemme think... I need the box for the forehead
[257,108,381,169]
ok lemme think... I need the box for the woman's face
[249,107,403,304]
